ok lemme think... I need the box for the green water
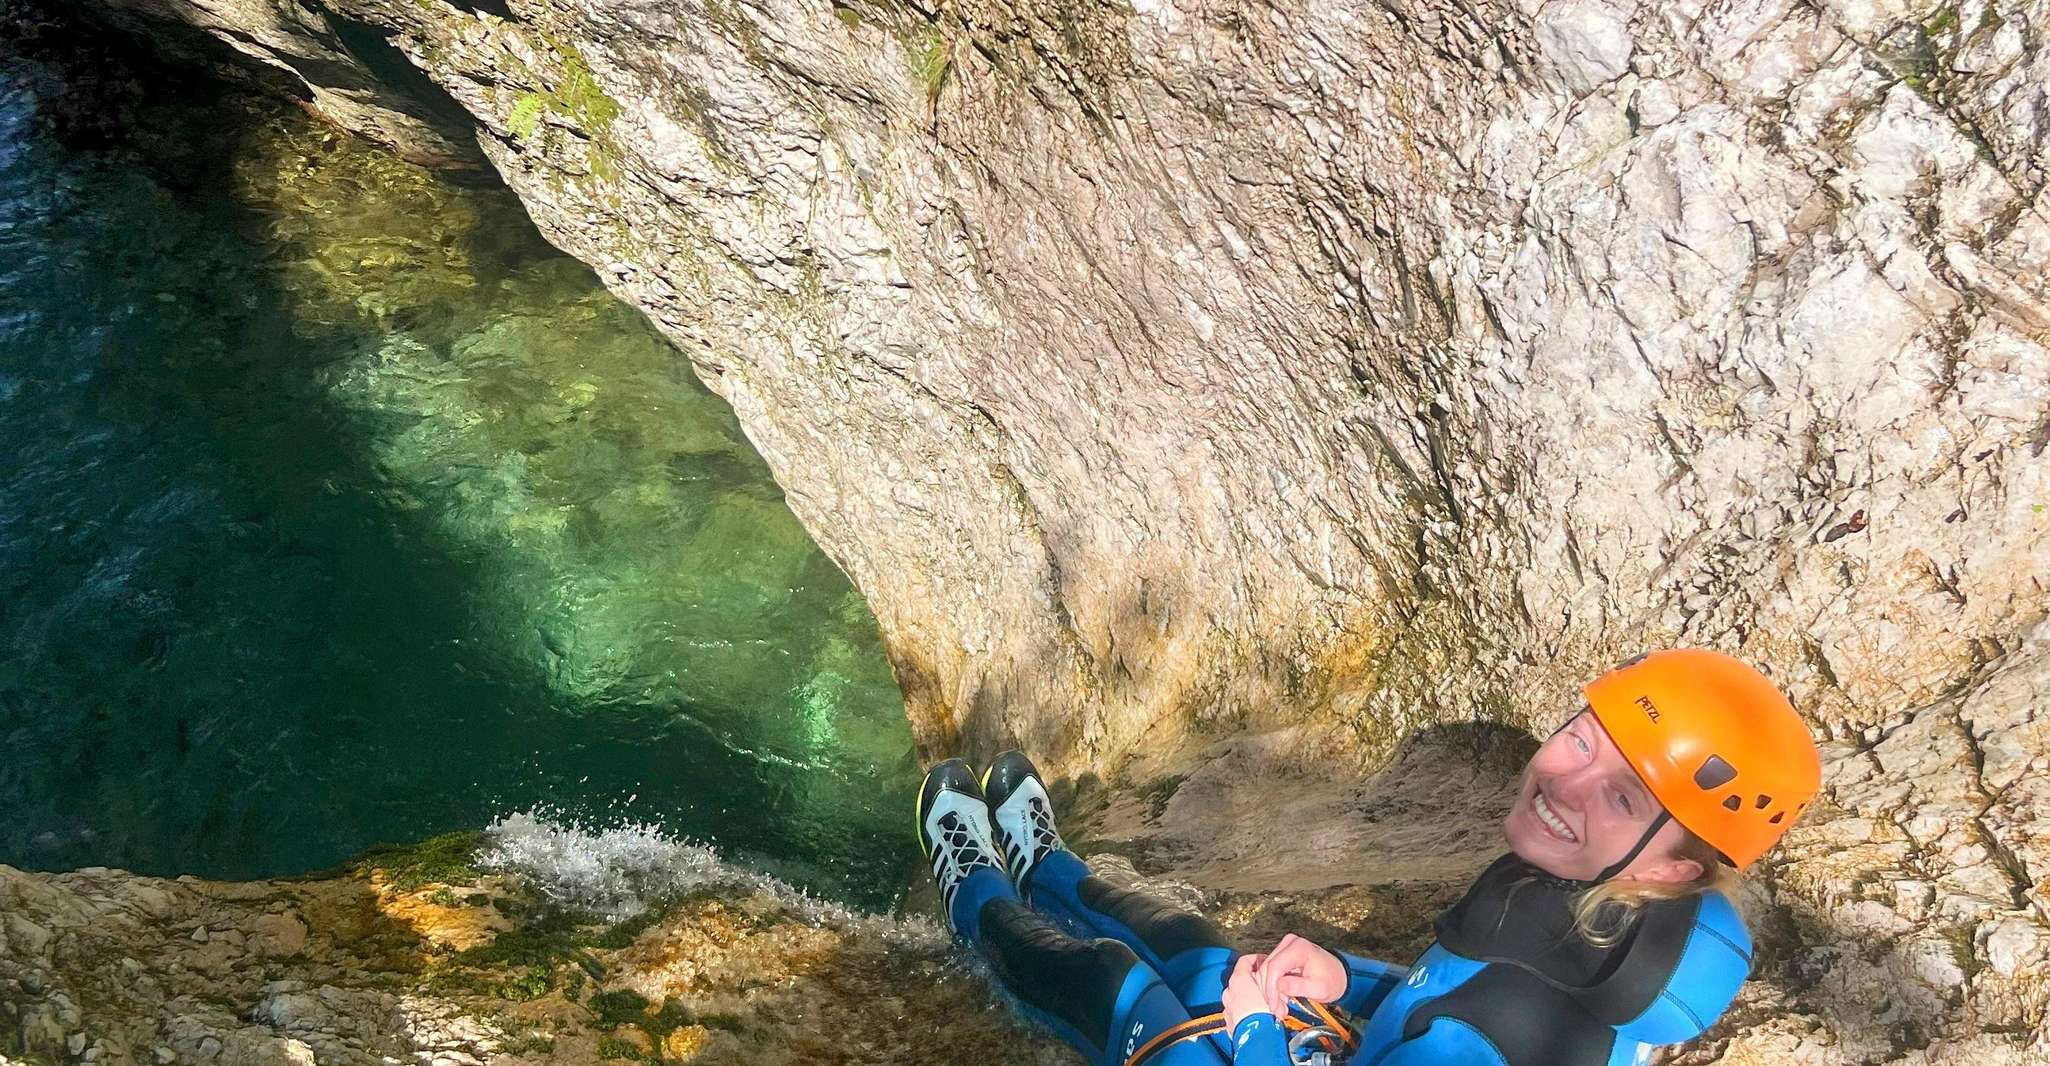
[0,27,917,904]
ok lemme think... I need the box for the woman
[915,648,1822,1066]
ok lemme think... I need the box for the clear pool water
[0,25,917,905]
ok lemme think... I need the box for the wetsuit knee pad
[1075,876,1232,962]
[978,898,1145,1054]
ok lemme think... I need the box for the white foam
[479,809,943,952]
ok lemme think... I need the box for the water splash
[481,810,939,946]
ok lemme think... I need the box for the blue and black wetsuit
[1348,854,1752,1066]
[949,847,1373,1066]
[952,850,1750,1066]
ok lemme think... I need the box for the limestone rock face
[54,0,2050,1060]
[1717,622,2050,1064]
[80,0,485,168]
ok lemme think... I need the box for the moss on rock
[348,830,487,891]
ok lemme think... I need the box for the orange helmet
[1584,648,1821,869]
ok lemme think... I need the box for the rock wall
[76,0,486,168]
[46,0,2050,1060]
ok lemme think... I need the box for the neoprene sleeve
[1228,1014,1288,1065]
[1333,951,1408,1017]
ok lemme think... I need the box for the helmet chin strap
[1587,810,1671,885]
[1532,711,1678,886]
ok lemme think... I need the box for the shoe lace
[930,810,999,908]
[1004,793,1064,872]
[1028,796,1063,855]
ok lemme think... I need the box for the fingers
[1258,933,1344,1013]
[1222,953,1268,1033]
[1258,957,1293,1017]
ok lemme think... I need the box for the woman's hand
[1255,933,1347,1016]
[1222,952,1271,1033]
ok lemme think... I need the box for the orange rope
[1123,1013,1226,1066]
[1278,1011,1341,1054]
[1306,1000,1359,1050]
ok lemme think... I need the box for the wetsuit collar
[1433,852,1720,1025]
[1433,854,1616,986]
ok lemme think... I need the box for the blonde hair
[1569,827,1743,947]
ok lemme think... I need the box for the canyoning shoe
[981,749,1068,896]
[916,758,1008,920]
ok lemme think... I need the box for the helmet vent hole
[1694,755,1738,790]
[1722,795,1742,812]
[1769,812,1786,824]
[1754,794,1772,809]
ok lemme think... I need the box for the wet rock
[67,0,483,169]
[0,836,1063,1065]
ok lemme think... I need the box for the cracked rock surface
[42,0,2050,1060]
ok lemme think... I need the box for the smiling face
[1504,709,1705,884]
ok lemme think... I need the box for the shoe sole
[915,768,935,849]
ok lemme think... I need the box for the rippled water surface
[0,32,917,904]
